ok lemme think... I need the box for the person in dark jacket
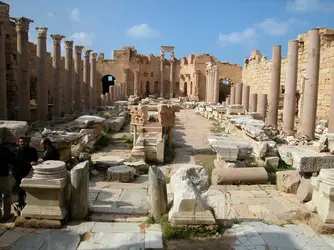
[0,141,17,221]
[14,137,38,208]
[40,138,60,161]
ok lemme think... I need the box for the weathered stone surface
[74,115,106,129]
[70,161,89,220]
[276,170,301,194]
[228,115,265,128]
[297,177,313,202]
[148,166,167,220]
[278,146,334,172]
[93,155,125,168]
[106,165,137,182]
[265,156,279,171]
[211,167,268,185]
[107,116,126,132]
[0,120,28,144]
[242,124,270,141]
[124,160,149,174]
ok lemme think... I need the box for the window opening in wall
[222,80,229,85]
[101,74,116,95]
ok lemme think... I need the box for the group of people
[0,137,60,222]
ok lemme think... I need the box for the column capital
[74,45,84,54]
[50,34,65,45]
[35,27,48,38]
[213,64,219,71]
[11,17,33,33]
[91,52,97,60]
[84,49,92,57]
[64,40,74,49]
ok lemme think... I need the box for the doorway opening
[101,75,116,94]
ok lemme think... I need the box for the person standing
[0,140,17,222]
[14,137,38,209]
[39,138,60,161]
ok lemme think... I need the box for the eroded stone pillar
[90,53,97,111]
[283,40,299,135]
[169,58,174,98]
[194,70,199,100]
[124,68,128,98]
[257,94,267,121]
[0,22,6,120]
[235,82,243,105]
[267,45,281,128]
[51,34,65,121]
[242,85,250,111]
[12,17,33,121]
[35,27,48,122]
[64,40,74,118]
[74,45,84,116]
[134,71,139,96]
[213,65,219,103]
[230,86,236,105]
[160,54,164,98]
[83,49,92,112]
[250,93,258,112]
[300,29,320,139]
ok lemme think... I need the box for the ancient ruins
[1,1,334,249]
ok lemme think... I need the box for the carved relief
[75,45,84,54]
[11,17,33,33]
[64,40,74,49]
[51,34,65,45]
[130,105,148,125]
[158,104,180,127]
[35,27,48,38]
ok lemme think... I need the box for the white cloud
[217,28,256,46]
[70,8,80,21]
[47,12,55,17]
[258,18,308,36]
[71,32,95,47]
[286,0,334,12]
[127,24,160,39]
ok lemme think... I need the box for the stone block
[276,170,301,194]
[93,155,125,168]
[278,146,334,172]
[265,156,279,171]
[74,115,106,129]
[296,177,313,202]
[0,120,28,144]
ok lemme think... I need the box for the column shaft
[169,61,174,98]
[90,53,97,110]
[64,40,73,116]
[299,29,320,139]
[83,49,92,111]
[250,93,258,112]
[74,46,84,114]
[230,86,236,105]
[235,82,243,104]
[134,71,139,96]
[160,59,164,97]
[242,85,250,111]
[213,66,219,103]
[0,22,7,119]
[257,94,268,121]
[267,45,281,128]
[283,40,299,135]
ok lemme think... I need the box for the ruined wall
[242,28,334,120]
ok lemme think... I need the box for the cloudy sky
[6,0,334,65]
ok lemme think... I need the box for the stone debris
[211,167,268,185]
[93,155,126,168]
[0,120,29,144]
[276,170,301,193]
[105,165,137,183]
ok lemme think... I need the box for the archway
[184,82,188,97]
[101,75,116,94]
[219,79,232,103]
[146,81,150,97]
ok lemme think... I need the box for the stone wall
[242,28,334,120]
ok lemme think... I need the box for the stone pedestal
[267,45,281,128]
[299,29,321,139]
[250,93,258,112]
[283,40,299,135]
[21,161,70,220]
[242,85,250,111]
[235,82,243,105]
[74,46,84,116]
[64,40,74,118]
[257,94,267,121]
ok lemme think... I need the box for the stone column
[194,70,199,100]
[226,97,230,105]
[74,46,84,116]
[12,17,33,121]
[134,71,139,96]
[209,71,213,102]
[205,70,209,102]
[169,60,174,98]
[213,65,219,103]
[230,86,236,105]
[257,94,267,121]
[109,86,114,104]
[124,68,128,98]
[250,93,258,112]
[64,40,74,118]
[90,53,97,111]
[242,85,250,111]
[160,53,164,97]
[0,21,5,120]
[235,82,243,105]
[83,49,92,112]
[35,27,48,122]
[283,40,299,135]
[299,28,320,139]
[51,34,65,122]
[267,45,281,128]
[329,80,334,133]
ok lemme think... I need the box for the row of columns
[205,63,219,103]
[227,28,324,140]
[100,83,126,106]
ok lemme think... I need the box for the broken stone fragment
[276,170,301,193]
[93,155,126,168]
[211,167,268,185]
[296,177,313,202]
[105,165,137,183]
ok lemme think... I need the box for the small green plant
[146,214,156,224]
[210,121,226,133]
[194,153,215,177]
[277,159,294,170]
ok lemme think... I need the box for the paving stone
[0,228,34,248]
[62,221,96,235]
[91,222,142,233]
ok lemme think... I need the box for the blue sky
[6,0,334,65]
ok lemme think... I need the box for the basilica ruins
[2,1,334,249]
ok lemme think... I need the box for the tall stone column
[35,27,48,122]
[242,85,250,111]
[0,22,7,120]
[267,45,281,128]
[90,53,97,111]
[283,40,299,135]
[299,28,320,139]
[250,93,258,112]
[213,65,219,103]
[257,94,268,121]
[74,45,84,116]
[230,86,236,105]
[209,71,213,102]
[194,70,199,100]
[134,71,139,96]
[64,40,74,118]
[12,17,33,121]
[235,82,243,105]
[124,68,128,98]
[205,70,209,102]
[328,82,334,133]
[51,34,65,121]
[160,55,164,97]
[83,49,92,112]
[169,60,174,98]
